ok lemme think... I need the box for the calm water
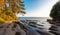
[19,17,49,22]
[19,17,51,30]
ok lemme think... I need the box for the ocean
[19,17,49,22]
[19,17,51,31]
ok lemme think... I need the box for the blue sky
[17,0,59,17]
[22,0,49,13]
[22,0,47,12]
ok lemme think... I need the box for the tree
[50,1,60,21]
[0,0,25,23]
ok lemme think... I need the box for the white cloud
[17,0,58,17]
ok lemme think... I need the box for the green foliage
[50,1,60,18]
[0,17,5,24]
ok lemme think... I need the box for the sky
[17,0,59,17]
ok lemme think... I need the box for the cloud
[17,0,58,17]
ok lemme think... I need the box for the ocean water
[19,17,48,22]
[19,17,51,31]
